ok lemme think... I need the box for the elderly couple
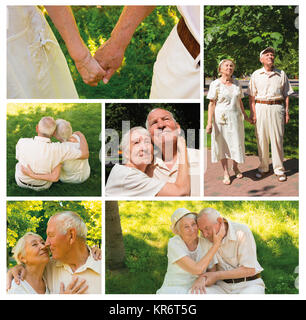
[105,108,200,197]
[206,47,294,185]
[157,207,265,294]
[8,5,199,99]
[15,116,90,191]
[7,211,101,294]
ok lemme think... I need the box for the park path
[204,149,299,197]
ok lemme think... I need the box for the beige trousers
[255,103,285,175]
[149,24,200,99]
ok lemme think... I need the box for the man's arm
[45,6,105,86]
[249,95,256,124]
[285,95,290,124]
[21,164,62,182]
[94,6,156,83]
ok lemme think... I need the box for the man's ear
[217,217,224,224]
[68,228,77,245]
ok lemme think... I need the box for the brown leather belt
[223,273,261,284]
[177,17,200,60]
[255,99,283,105]
[18,178,48,188]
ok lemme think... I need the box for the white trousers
[255,103,285,175]
[205,278,265,294]
[149,24,200,99]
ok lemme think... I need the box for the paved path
[204,149,299,197]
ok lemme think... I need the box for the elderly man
[248,47,294,182]
[193,208,265,294]
[15,116,89,191]
[146,108,200,196]
[94,6,200,99]
[7,211,101,294]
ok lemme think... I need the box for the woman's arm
[156,136,190,196]
[175,224,225,275]
[239,99,251,123]
[21,164,62,182]
[206,100,216,134]
[44,6,105,86]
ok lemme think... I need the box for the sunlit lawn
[7,103,102,196]
[47,6,180,99]
[204,97,299,159]
[106,201,299,294]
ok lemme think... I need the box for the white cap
[260,47,275,59]
[171,208,196,232]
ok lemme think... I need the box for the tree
[105,201,126,270]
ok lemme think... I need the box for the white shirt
[60,134,90,183]
[157,235,217,293]
[15,136,82,187]
[153,148,201,196]
[45,251,101,294]
[105,164,166,197]
[8,278,49,294]
[177,6,200,44]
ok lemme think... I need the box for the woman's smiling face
[21,234,49,266]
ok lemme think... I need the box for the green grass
[106,201,299,294]
[204,97,299,159]
[7,103,101,196]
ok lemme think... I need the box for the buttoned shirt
[15,136,82,187]
[45,250,101,294]
[248,67,294,100]
[153,148,200,196]
[202,219,263,274]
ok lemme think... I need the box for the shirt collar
[259,67,281,76]
[223,219,236,242]
[55,246,101,275]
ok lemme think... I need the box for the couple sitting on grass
[157,207,265,294]
[15,116,90,191]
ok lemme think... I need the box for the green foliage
[45,6,180,98]
[7,103,102,196]
[204,6,299,78]
[7,200,102,267]
[204,97,299,159]
[106,201,299,294]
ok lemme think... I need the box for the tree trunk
[105,201,126,270]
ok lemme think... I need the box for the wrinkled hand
[206,124,212,134]
[285,111,290,124]
[190,276,207,294]
[94,38,126,84]
[60,276,88,294]
[74,51,106,86]
[212,222,226,245]
[6,265,26,291]
[201,272,218,287]
[91,246,102,261]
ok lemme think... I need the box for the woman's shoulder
[209,79,220,87]
[168,235,186,249]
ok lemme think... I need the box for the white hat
[260,47,275,59]
[171,208,196,233]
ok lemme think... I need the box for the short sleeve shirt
[248,67,294,100]
[207,79,244,103]
[105,164,166,197]
[214,220,263,274]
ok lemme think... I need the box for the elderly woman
[105,126,190,196]
[156,208,225,294]
[8,232,50,294]
[21,119,90,184]
[206,59,250,185]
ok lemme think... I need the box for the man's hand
[6,265,26,291]
[285,110,290,124]
[190,276,207,294]
[60,276,88,294]
[201,272,219,287]
[94,38,126,84]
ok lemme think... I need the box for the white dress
[207,79,245,163]
[7,6,78,99]
[156,235,216,294]
[8,279,50,294]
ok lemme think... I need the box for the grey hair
[38,117,56,138]
[49,211,87,241]
[12,232,43,265]
[145,108,177,129]
[174,213,197,235]
[197,207,221,223]
[120,126,151,162]
[55,119,72,141]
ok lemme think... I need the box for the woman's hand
[206,123,212,134]
[60,276,88,294]
[74,51,106,87]
[21,164,34,177]
[190,276,207,294]
[212,222,226,245]
[90,246,102,261]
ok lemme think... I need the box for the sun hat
[260,47,275,59]
[171,208,197,233]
